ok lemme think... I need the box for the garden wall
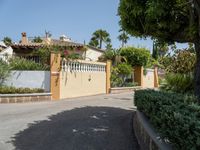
[4,71,50,92]
[59,60,107,99]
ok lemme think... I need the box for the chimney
[21,32,28,44]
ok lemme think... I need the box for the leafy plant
[111,63,133,87]
[9,57,49,71]
[120,47,151,67]
[89,29,111,49]
[3,37,12,46]
[135,90,199,150]
[0,59,11,85]
[162,49,196,74]
[0,86,44,94]
[161,73,194,94]
[32,36,43,43]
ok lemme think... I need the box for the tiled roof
[11,39,83,49]
[50,39,83,47]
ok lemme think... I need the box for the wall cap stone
[0,93,51,97]
[134,111,173,150]
[111,86,142,90]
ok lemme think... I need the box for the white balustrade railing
[61,60,106,72]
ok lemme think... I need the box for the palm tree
[89,29,111,49]
[32,36,43,43]
[118,32,129,47]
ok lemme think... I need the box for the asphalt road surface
[0,92,139,150]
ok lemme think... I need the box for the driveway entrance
[0,92,139,150]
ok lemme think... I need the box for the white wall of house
[84,47,103,61]
[3,71,50,92]
[0,42,13,62]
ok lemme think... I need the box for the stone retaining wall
[133,111,172,150]
[0,93,51,103]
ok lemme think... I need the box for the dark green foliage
[0,59,11,85]
[118,31,129,47]
[89,29,111,49]
[9,57,49,71]
[167,49,196,74]
[0,86,44,94]
[32,36,43,43]
[3,37,12,46]
[135,90,199,150]
[118,0,196,43]
[111,63,134,87]
[120,47,151,67]
[152,41,159,60]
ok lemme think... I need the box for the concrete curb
[110,86,142,94]
[133,111,172,150]
[0,93,51,103]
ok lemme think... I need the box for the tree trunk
[122,41,124,47]
[99,39,102,49]
[194,42,200,103]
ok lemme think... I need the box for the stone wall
[3,71,50,92]
[0,93,51,103]
[133,111,172,150]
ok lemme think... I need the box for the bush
[159,49,196,74]
[161,73,194,94]
[135,90,199,150]
[0,86,44,94]
[111,63,133,87]
[120,47,151,67]
[9,57,49,70]
[0,59,11,85]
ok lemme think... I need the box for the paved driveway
[0,92,139,150]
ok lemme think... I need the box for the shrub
[9,57,49,71]
[0,86,44,94]
[161,73,194,94]
[135,90,199,150]
[111,63,132,87]
[116,63,132,76]
[120,47,151,67]
[159,49,196,74]
[0,59,11,85]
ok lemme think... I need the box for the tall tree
[89,29,111,49]
[152,40,159,60]
[3,37,12,46]
[118,0,200,101]
[45,30,52,38]
[32,36,43,43]
[118,31,129,47]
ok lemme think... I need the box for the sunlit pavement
[0,92,139,150]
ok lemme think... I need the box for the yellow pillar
[50,53,61,100]
[154,67,159,88]
[134,66,144,87]
[106,60,111,94]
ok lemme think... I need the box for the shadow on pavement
[11,107,139,150]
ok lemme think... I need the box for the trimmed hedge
[135,90,200,150]
[0,86,44,94]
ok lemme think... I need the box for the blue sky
[0,0,187,51]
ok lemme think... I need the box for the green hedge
[135,90,200,150]
[0,86,44,94]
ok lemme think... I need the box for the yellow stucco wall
[143,69,154,88]
[60,71,106,99]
